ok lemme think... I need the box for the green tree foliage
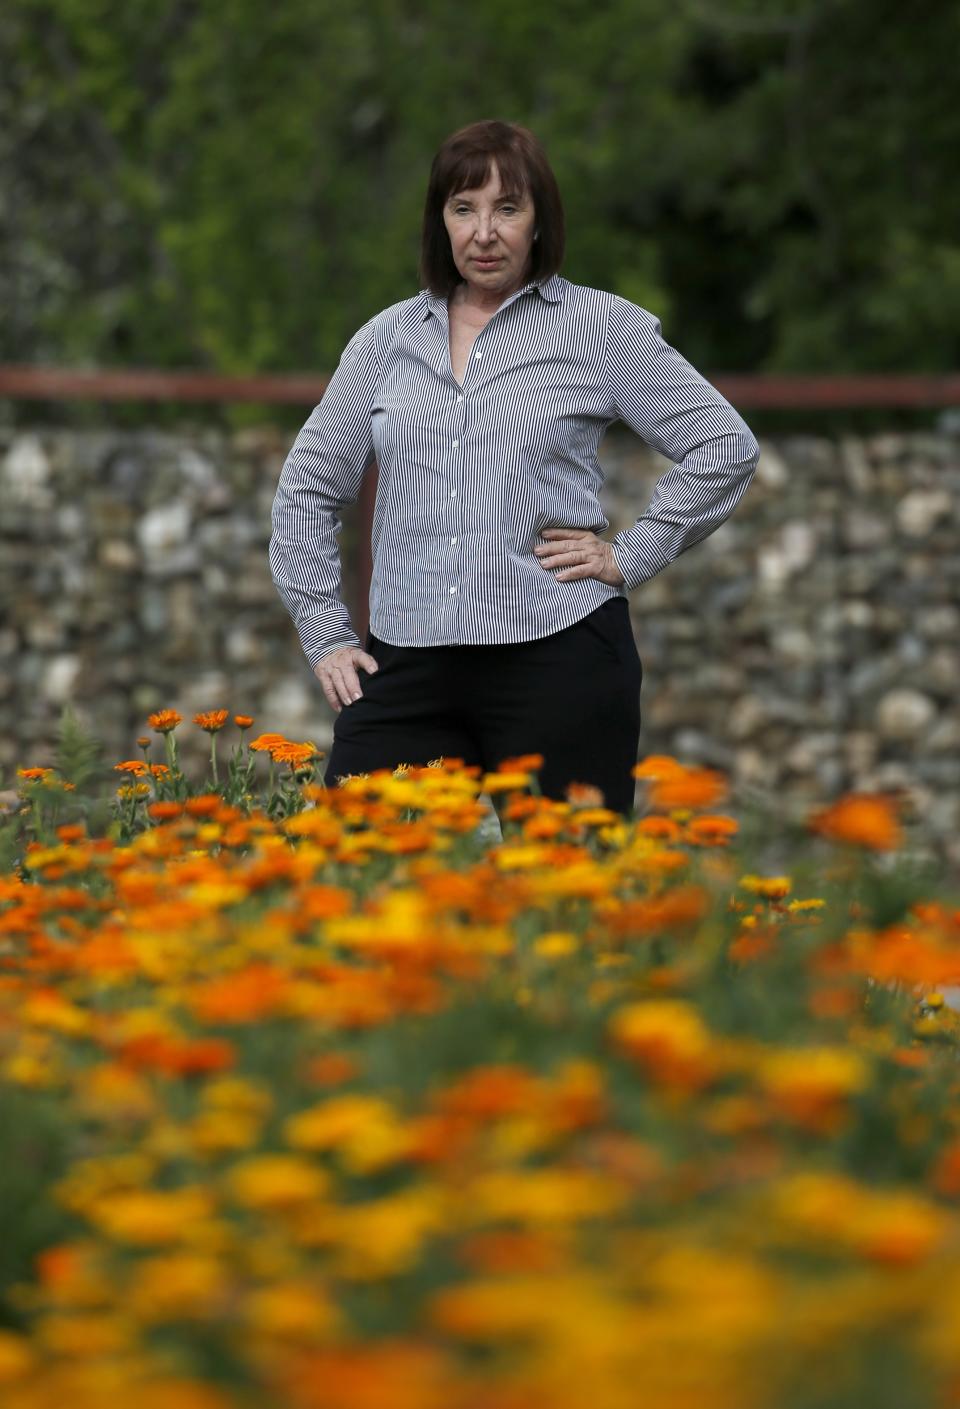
[0,0,955,393]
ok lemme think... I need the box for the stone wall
[2,425,958,863]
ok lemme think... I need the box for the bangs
[420,120,565,296]
[443,149,529,203]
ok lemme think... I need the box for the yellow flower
[127,1252,230,1322]
[86,1187,216,1245]
[461,1168,630,1226]
[739,874,792,898]
[327,1188,447,1279]
[482,771,533,793]
[0,1329,34,1381]
[36,1311,137,1357]
[284,1094,415,1175]
[242,1280,342,1340]
[607,1000,719,1093]
[533,931,579,958]
[754,1045,869,1129]
[224,1154,330,1210]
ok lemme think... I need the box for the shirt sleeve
[269,317,381,669]
[603,295,760,592]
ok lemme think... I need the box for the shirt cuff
[609,527,672,592]
[296,616,363,671]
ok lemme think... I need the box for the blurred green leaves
[0,0,956,398]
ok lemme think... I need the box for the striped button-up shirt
[269,272,760,668]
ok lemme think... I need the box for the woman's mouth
[473,257,502,268]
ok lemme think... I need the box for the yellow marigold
[739,874,792,898]
[126,1251,230,1322]
[482,771,532,793]
[87,1187,215,1245]
[224,1154,330,1210]
[147,709,183,733]
[461,1168,630,1225]
[193,709,230,733]
[608,999,718,1092]
[0,1329,35,1381]
[755,1046,869,1133]
[242,1279,341,1339]
[808,792,902,851]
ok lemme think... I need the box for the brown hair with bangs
[419,120,565,297]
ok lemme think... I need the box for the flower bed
[0,711,959,1409]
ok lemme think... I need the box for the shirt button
[451,440,459,449]
[450,536,457,545]
[475,350,483,360]
[456,393,464,401]
[450,488,457,498]
[449,586,458,594]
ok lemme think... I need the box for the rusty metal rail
[3,366,960,407]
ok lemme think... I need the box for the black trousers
[324,597,643,815]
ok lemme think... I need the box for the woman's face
[442,161,537,302]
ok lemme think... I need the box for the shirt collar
[421,272,564,320]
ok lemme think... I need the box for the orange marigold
[114,760,148,776]
[808,793,902,851]
[270,742,319,769]
[248,733,290,754]
[234,715,254,729]
[193,709,230,733]
[147,710,182,733]
[17,767,54,781]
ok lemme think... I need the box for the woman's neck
[451,274,530,318]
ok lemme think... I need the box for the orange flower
[17,767,54,781]
[632,755,686,780]
[270,741,319,769]
[807,793,902,851]
[148,801,183,821]
[566,782,606,808]
[114,760,148,776]
[497,753,545,773]
[234,715,254,729]
[184,795,222,818]
[147,710,182,733]
[648,767,728,812]
[193,709,230,733]
[248,732,290,753]
[149,763,170,778]
[686,814,739,846]
[136,736,151,748]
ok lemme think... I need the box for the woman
[269,119,760,815]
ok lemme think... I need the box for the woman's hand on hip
[314,645,379,713]
[534,529,626,587]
